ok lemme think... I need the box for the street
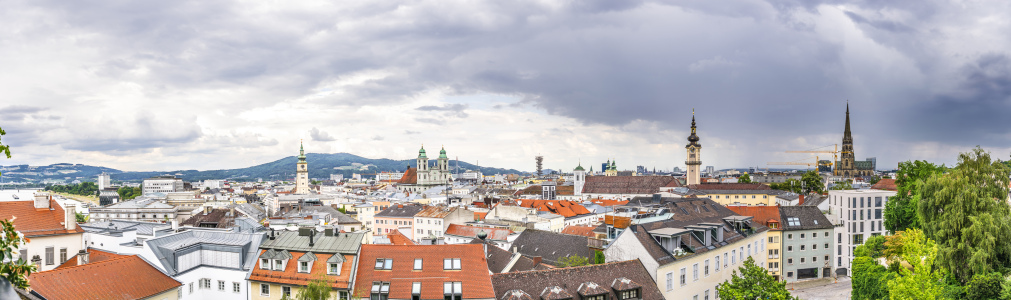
[789,277,852,300]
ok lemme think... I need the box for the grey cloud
[309,127,337,142]
[415,103,469,118]
[371,135,385,141]
[404,130,420,135]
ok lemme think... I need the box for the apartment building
[354,244,496,300]
[779,206,835,282]
[0,193,84,272]
[827,189,896,276]
[141,229,266,300]
[413,206,474,241]
[249,228,365,300]
[374,203,424,237]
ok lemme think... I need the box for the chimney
[65,204,76,230]
[512,247,518,253]
[204,206,212,215]
[309,231,315,247]
[799,194,805,206]
[531,256,542,266]
[171,220,179,230]
[77,249,89,265]
[270,228,276,240]
[34,194,50,209]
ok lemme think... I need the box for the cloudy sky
[1,0,1009,173]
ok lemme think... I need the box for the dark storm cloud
[6,0,1009,168]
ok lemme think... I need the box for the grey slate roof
[282,205,361,224]
[80,220,171,236]
[327,253,345,263]
[298,252,317,262]
[259,230,364,254]
[375,203,425,218]
[144,230,266,275]
[491,260,664,300]
[778,206,834,230]
[510,229,591,267]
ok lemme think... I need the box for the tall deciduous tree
[801,170,825,194]
[294,274,335,300]
[738,173,752,183]
[919,147,1011,283]
[886,229,946,299]
[716,256,797,300]
[883,160,946,233]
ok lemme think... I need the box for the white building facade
[827,189,896,276]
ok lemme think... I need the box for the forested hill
[2,153,526,183]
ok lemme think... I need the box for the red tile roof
[0,199,84,238]
[582,176,678,194]
[445,224,513,241]
[387,231,417,245]
[515,200,594,218]
[726,206,782,230]
[560,225,597,238]
[397,168,418,184]
[871,179,897,191]
[604,215,632,229]
[56,249,127,269]
[29,255,181,300]
[518,185,575,196]
[355,244,495,300]
[474,212,488,221]
[249,250,356,288]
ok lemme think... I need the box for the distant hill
[1,153,526,184]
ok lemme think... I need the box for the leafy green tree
[884,160,947,233]
[293,274,335,300]
[557,255,590,267]
[800,170,825,194]
[0,219,36,289]
[0,126,10,162]
[769,178,803,193]
[919,147,1011,283]
[886,229,946,299]
[716,256,797,300]
[75,212,88,223]
[869,175,882,185]
[851,256,892,300]
[830,180,853,190]
[738,173,752,183]
[594,250,605,264]
[966,272,1004,300]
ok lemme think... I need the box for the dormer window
[299,261,310,273]
[274,259,284,271]
[375,258,393,270]
[443,258,461,270]
[329,263,341,275]
[371,282,390,300]
[261,258,270,270]
[414,258,423,270]
[617,288,640,300]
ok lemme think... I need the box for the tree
[0,126,10,162]
[557,255,590,267]
[0,219,36,289]
[830,180,853,190]
[919,147,1011,284]
[716,256,797,300]
[851,235,891,300]
[75,212,88,223]
[293,274,335,300]
[738,173,752,183]
[769,178,803,193]
[869,175,882,185]
[966,272,1004,300]
[886,229,946,299]
[883,160,946,233]
[594,250,605,264]
[800,170,825,194]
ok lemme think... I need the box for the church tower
[294,140,310,194]
[573,163,586,197]
[836,103,856,177]
[438,146,450,182]
[685,110,702,185]
[417,145,429,185]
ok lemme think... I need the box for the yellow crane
[767,156,822,170]
[784,144,838,170]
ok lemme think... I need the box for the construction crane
[784,144,838,171]
[767,156,822,170]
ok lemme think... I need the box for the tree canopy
[883,160,946,233]
[716,256,797,300]
[830,180,853,190]
[919,147,1011,284]
[45,182,99,197]
[292,274,336,300]
[738,173,752,183]
[0,219,36,290]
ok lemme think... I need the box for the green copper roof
[574,164,585,171]
[418,145,428,159]
[439,147,448,159]
[298,141,306,162]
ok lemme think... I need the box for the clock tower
[295,140,310,194]
[685,110,702,185]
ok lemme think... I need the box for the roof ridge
[496,260,636,276]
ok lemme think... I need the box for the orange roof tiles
[29,255,181,300]
[0,199,83,238]
[474,212,488,221]
[56,249,127,269]
[355,244,495,300]
[560,225,597,238]
[515,200,593,218]
[387,231,417,245]
[445,224,513,241]
[398,168,418,184]
[726,206,782,230]
[249,250,356,288]
[871,179,897,191]
[604,215,632,229]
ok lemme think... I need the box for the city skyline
[2,1,1010,172]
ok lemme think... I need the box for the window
[444,282,462,300]
[715,256,720,271]
[748,244,751,256]
[800,258,805,263]
[800,245,805,251]
[372,282,391,300]
[800,233,805,239]
[704,259,710,276]
[413,282,422,300]
[415,258,423,270]
[189,283,194,294]
[218,280,225,291]
[299,261,310,273]
[444,258,461,270]
[60,248,67,264]
[18,249,26,262]
[787,271,794,277]
[787,258,793,264]
[274,259,284,271]
[787,234,793,240]
[233,282,241,293]
[283,286,291,297]
[693,263,699,281]
[705,290,710,300]
[680,268,687,286]
[825,255,830,261]
[813,256,818,262]
[723,253,728,268]
[812,232,818,238]
[330,263,342,275]
[201,279,211,289]
[731,250,736,264]
[813,244,818,250]
[261,258,270,269]
[666,272,673,290]
[787,218,800,226]
[740,247,744,261]
[768,236,774,243]
[787,246,793,252]
[618,288,639,300]
[45,247,54,265]
[825,243,829,249]
[376,258,393,270]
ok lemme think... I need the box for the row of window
[785,232,830,240]
[34,247,68,266]
[369,281,461,300]
[713,195,768,200]
[785,243,830,252]
[188,279,241,294]
[416,229,444,236]
[784,256,830,265]
[91,213,174,219]
[376,219,413,225]
[260,258,343,275]
[849,209,883,221]
[376,258,462,270]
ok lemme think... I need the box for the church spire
[298,139,306,162]
[844,102,851,138]
[687,109,700,147]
